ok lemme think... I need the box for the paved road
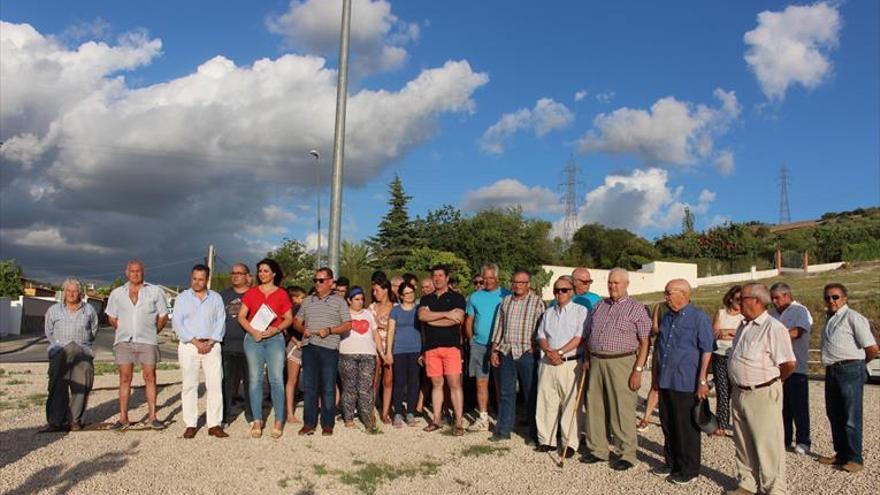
[0,326,180,363]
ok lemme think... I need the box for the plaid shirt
[44,301,99,357]
[491,292,545,358]
[585,296,651,354]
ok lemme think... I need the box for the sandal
[423,423,442,432]
[250,423,263,438]
[109,421,129,432]
[453,425,465,437]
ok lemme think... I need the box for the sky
[1,0,878,285]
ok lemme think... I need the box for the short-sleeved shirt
[656,304,715,392]
[419,290,467,351]
[105,282,169,346]
[585,296,652,354]
[575,292,601,311]
[45,302,99,357]
[728,311,796,387]
[220,288,249,353]
[298,292,351,350]
[340,309,378,355]
[390,304,421,354]
[491,292,545,359]
[769,301,813,375]
[821,305,877,366]
[536,301,587,359]
[466,288,509,345]
[241,286,292,330]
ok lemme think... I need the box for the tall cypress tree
[369,174,416,269]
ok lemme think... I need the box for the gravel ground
[0,362,877,494]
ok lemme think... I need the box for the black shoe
[667,473,698,485]
[611,460,635,471]
[489,433,510,442]
[579,453,604,464]
[562,447,576,459]
[535,445,554,453]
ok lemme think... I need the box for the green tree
[0,260,24,298]
[402,248,472,292]
[570,224,659,270]
[267,238,317,287]
[339,240,375,287]
[413,204,465,253]
[369,175,417,270]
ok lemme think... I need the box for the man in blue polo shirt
[465,263,509,432]
[572,267,601,310]
[654,279,714,485]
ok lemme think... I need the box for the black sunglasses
[313,277,329,283]
[824,294,842,301]
[553,287,572,294]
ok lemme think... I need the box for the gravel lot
[0,362,877,494]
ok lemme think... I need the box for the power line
[559,154,582,241]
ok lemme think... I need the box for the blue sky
[1,1,878,284]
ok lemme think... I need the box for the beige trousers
[585,354,638,463]
[732,380,787,495]
[178,342,224,429]
[536,360,580,449]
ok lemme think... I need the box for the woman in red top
[238,258,293,438]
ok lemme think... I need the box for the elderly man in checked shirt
[44,278,99,432]
[580,268,651,471]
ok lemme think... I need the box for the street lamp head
[309,150,320,160]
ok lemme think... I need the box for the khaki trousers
[536,360,580,449]
[585,354,638,463]
[732,380,786,494]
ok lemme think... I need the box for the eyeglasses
[230,272,247,276]
[576,278,593,284]
[401,290,416,296]
[824,294,842,301]
[473,280,484,285]
[313,277,328,283]
[553,287,572,294]
[512,280,529,285]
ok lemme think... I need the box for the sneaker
[817,455,845,466]
[794,443,810,455]
[650,465,673,477]
[148,419,164,430]
[405,413,417,427]
[467,415,490,432]
[393,414,404,428]
[839,461,863,473]
[668,473,698,485]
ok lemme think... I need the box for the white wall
[540,261,698,300]
[696,267,780,287]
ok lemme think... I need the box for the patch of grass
[337,461,441,495]
[461,444,510,457]
[156,362,179,371]
[5,379,26,385]
[313,464,331,476]
[0,393,46,411]
[93,363,118,376]
[277,477,289,489]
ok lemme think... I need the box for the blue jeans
[783,372,810,447]
[301,344,339,428]
[243,333,286,423]
[495,350,538,438]
[825,361,866,464]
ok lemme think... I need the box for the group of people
[43,258,877,494]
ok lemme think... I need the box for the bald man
[653,279,715,485]
[572,267,601,310]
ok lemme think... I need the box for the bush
[843,240,880,262]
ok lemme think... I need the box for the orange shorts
[424,347,462,378]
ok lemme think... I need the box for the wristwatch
[634,365,644,372]
[699,379,708,386]
[556,349,565,357]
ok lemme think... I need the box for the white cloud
[461,179,563,214]
[551,168,716,236]
[707,214,731,228]
[9,227,114,254]
[263,204,298,223]
[574,89,588,102]
[480,97,574,154]
[714,150,735,176]
[0,21,487,280]
[744,2,841,101]
[595,91,615,104]
[266,0,419,76]
[576,88,740,166]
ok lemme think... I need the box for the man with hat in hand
[653,279,715,485]
[726,283,795,495]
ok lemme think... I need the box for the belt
[736,378,778,391]
[590,351,636,359]
[828,359,862,368]
[561,354,583,362]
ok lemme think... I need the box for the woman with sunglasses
[711,284,743,436]
[339,287,382,430]
[237,258,293,438]
[386,281,422,427]
[370,277,396,424]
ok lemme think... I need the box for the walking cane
[560,358,589,468]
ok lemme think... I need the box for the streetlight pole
[309,150,321,268]
[328,0,351,277]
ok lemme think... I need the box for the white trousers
[178,342,223,428]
